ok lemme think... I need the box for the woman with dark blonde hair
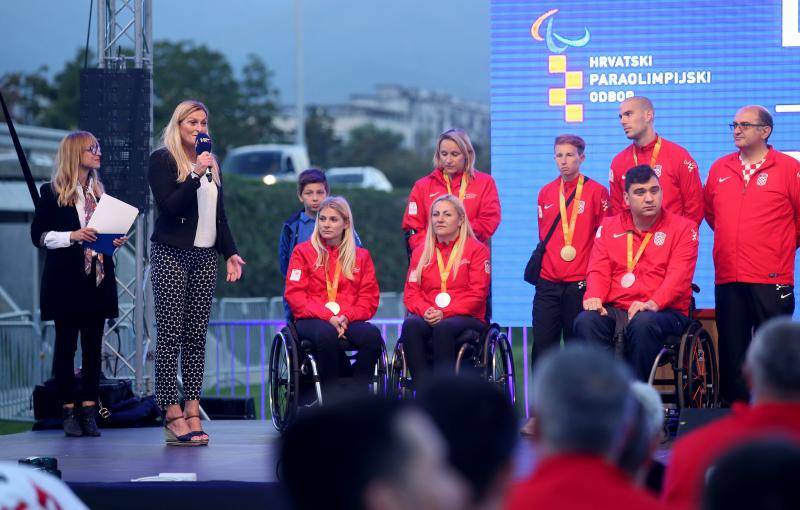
[284,196,381,397]
[30,131,127,437]
[402,128,501,253]
[401,195,491,384]
[148,100,245,446]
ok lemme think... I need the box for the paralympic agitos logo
[531,9,590,54]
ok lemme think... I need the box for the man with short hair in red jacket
[704,105,800,405]
[610,96,703,225]
[574,165,699,381]
[662,318,800,510]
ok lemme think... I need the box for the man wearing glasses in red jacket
[704,105,800,406]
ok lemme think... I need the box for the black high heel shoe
[163,416,205,447]
[185,414,209,445]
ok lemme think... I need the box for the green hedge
[216,175,410,298]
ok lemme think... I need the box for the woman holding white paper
[148,100,245,446]
[30,130,128,438]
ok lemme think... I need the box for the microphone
[195,132,213,182]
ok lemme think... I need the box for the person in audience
[284,196,381,397]
[401,195,491,385]
[573,164,699,381]
[619,381,667,494]
[280,397,468,510]
[704,105,800,405]
[505,344,667,510]
[417,376,518,510]
[662,317,800,509]
[402,128,500,253]
[701,439,800,510]
[0,462,89,510]
[610,96,703,224]
[532,134,610,367]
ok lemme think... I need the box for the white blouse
[193,168,218,248]
[42,179,98,249]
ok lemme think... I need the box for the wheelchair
[268,321,389,432]
[389,322,516,405]
[644,284,719,410]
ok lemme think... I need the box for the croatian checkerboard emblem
[757,173,768,186]
[578,200,585,214]
[609,169,614,182]
[654,231,667,246]
[653,165,662,178]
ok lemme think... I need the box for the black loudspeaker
[79,68,151,212]
[677,408,731,437]
[200,396,256,420]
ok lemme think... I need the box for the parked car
[222,144,311,185]
[325,166,393,192]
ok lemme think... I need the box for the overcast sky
[0,0,489,105]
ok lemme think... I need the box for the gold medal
[325,301,341,315]
[435,292,451,308]
[325,259,342,315]
[559,175,584,264]
[560,245,577,262]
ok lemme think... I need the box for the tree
[304,106,340,168]
[238,54,283,145]
[0,66,53,125]
[40,49,89,130]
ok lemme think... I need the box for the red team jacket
[585,210,699,316]
[609,137,704,225]
[662,402,800,510]
[284,241,379,321]
[402,169,501,251]
[505,454,668,510]
[403,236,490,321]
[538,175,610,282]
[704,148,800,285]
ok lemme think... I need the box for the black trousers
[53,312,106,405]
[716,282,795,405]
[401,315,484,385]
[531,279,586,370]
[295,319,381,389]
[573,308,691,381]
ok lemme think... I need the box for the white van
[326,166,394,192]
[223,144,311,185]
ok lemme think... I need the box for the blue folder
[85,233,124,256]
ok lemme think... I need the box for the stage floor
[0,421,281,483]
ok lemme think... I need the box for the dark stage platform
[0,420,281,483]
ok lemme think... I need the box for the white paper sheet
[87,194,139,234]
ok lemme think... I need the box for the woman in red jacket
[284,196,381,393]
[402,128,501,253]
[402,195,491,385]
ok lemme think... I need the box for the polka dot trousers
[151,241,217,409]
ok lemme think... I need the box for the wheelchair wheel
[371,339,389,397]
[389,340,412,399]
[269,327,300,432]
[482,326,516,406]
[677,322,719,408]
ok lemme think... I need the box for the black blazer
[30,184,119,321]
[147,148,238,259]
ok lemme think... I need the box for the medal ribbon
[559,174,585,248]
[436,246,458,293]
[325,258,341,304]
[443,172,468,201]
[626,232,653,272]
[632,136,662,168]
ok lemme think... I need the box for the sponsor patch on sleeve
[290,269,302,281]
[408,201,418,215]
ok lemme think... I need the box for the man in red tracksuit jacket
[610,96,703,225]
[574,165,699,380]
[532,134,610,367]
[704,105,800,405]
[662,318,800,510]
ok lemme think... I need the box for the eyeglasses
[729,122,767,131]
[85,144,101,155]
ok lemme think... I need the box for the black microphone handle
[205,167,213,182]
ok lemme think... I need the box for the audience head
[0,462,89,509]
[531,344,635,459]
[744,317,800,403]
[702,440,800,510]
[280,397,467,510]
[617,382,664,480]
[417,376,518,509]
